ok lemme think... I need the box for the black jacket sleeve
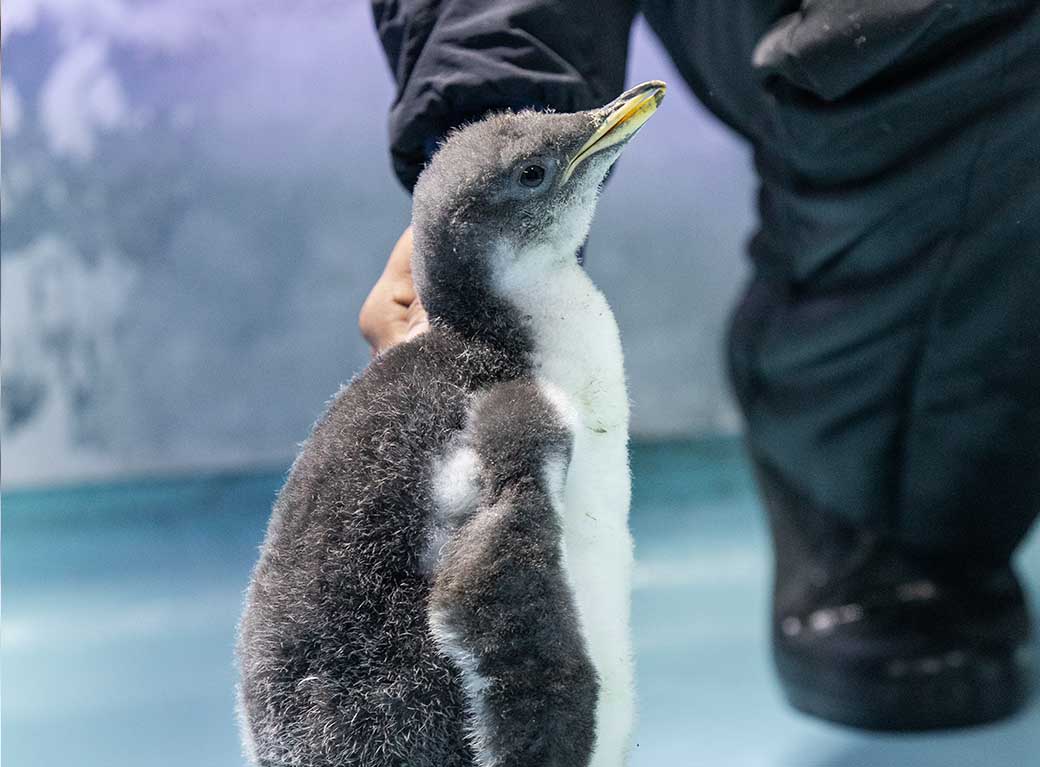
[372,0,637,191]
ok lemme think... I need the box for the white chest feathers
[430,260,636,766]
[508,263,636,767]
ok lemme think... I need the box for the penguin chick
[237,81,666,767]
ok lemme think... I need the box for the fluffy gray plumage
[237,84,661,767]
[410,105,611,356]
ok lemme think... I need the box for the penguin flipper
[428,380,598,767]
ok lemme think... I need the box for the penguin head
[411,81,665,348]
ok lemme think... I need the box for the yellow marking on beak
[560,81,666,184]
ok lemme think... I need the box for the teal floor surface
[4,438,1039,766]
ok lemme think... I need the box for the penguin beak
[560,80,666,184]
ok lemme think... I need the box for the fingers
[359,226,430,355]
[403,297,430,342]
[385,226,416,300]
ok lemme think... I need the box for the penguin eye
[518,163,546,188]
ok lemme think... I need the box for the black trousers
[728,103,1040,565]
[639,1,1040,564]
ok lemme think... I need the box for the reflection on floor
[4,438,1039,767]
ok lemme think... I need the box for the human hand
[359,226,430,355]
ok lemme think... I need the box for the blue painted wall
[1,0,756,487]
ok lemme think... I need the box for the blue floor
[4,438,1039,766]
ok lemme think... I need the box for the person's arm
[373,0,637,191]
[361,0,636,353]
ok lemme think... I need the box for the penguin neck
[418,254,534,365]
[495,257,628,433]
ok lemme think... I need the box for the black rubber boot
[756,457,1035,731]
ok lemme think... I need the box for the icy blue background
[4,7,1039,764]
[1,0,755,488]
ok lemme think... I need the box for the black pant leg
[728,2,1040,565]
[896,89,1040,563]
[728,164,1039,569]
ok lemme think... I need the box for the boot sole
[774,641,1035,731]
